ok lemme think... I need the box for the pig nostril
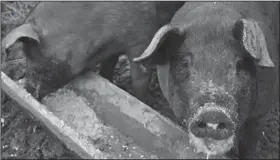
[197,121,207,128]
[218,122,226,129]
[190,111,235,140]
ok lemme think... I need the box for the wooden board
[1,71,228,159]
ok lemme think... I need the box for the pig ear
[133,24,185,65]
[233,19,275,67]
[2,23,40,53]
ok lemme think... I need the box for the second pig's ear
[2,23,40,53]
[2,23,43,62]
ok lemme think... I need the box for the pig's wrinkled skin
[134,2,279,159]
[2,1,184,101]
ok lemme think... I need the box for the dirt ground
[1,2,279,159]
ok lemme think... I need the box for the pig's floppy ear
[133,24,185,65]
[233,19,275,67]
[2,23,40,53]
[133,24,184,104]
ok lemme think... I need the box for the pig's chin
[188,130,235,157]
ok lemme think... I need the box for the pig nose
[189,111,234,140]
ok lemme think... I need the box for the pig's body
[134,2,279,159]
[2,1,184,100]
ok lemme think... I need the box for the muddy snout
[189,110,234,140]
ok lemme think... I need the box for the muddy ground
[1,2,279,159]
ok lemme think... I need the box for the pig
[1,1,184,101]
[133,2,279,159]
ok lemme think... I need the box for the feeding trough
[1,71,228,159]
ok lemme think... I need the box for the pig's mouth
[188,131,235,157]
[24,77,58,100]
[23,56,77,100]
[16,78,41,99]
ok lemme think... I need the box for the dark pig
[133,2,279,159]
[1,1,184,101]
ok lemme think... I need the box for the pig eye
[171,54,191,83]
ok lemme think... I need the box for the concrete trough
[1,71,228,159]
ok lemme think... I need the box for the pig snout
[187,103,236,155]
[189,110,234,140]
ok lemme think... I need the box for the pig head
[134,2,279,158]
[1,2,184,101]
